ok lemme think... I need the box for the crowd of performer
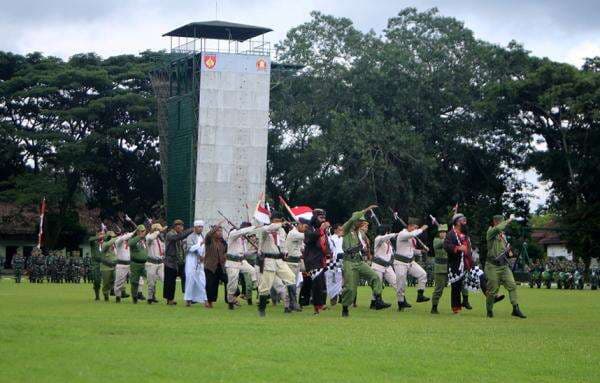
[46,204,524,319]
[3,203,535,318]
[528,258,592,290]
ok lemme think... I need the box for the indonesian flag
[254,200,271,225]
[37,197,46,249]
[279,196,313,222]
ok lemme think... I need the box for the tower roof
[163,20,272,42]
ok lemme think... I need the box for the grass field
[1,279,599,383]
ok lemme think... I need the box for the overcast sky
[3,0,593,209]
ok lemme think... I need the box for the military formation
[8,248,92,284]
[529,258,590,290]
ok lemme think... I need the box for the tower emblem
[204,55,217,69]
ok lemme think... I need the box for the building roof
[0,202,101,236]
[531,220,567,246]
[163,20,272,41]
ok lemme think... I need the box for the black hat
[271,211,284,220]
[407,217,421,226]
[298,217,311,225]
[240,221,252,228]
[313,208,326,217]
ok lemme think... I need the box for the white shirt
[374,233,397,262]
[115,232,134,261]
[145,231,165,261]
[395,229,424,259]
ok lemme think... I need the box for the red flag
[278,196,313,222]
[37,197,46,249]
[254,199,271,224]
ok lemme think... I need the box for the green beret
[173,219,184,226]
[106,231,116,238]
[137,224,146,231]
[408,217,421,226]
[438,224,448,232]
[493,215,504,222]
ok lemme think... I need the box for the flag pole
[37,197,46,249]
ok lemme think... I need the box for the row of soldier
[81,204,527,318]
[528,258,595,290]
[7,249,89,284]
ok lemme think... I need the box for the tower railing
[170,37,271,56]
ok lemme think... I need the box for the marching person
[255,212,296,317]
[225,221,257,309]
[486,214,526,318]
[114,229,135,303]
[303,209,330,315]
[326,224,344,305]
[89,230,104,301]
[99,231,118,301]
[128,225,149,304]
[284,219,308,313]
[145,223,166,304]
[431,224,449,314]
[444,213,505,314]
[164,219,194,306]
[184,220,207,306]
[340,205,391,317]
[371,224,400,309]
[204,224,228,308]
[394,218,430,310]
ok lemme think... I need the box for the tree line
[1,8,598,262]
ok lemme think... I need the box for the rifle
[388,208,430,252]
[369,208,381,227]
[216,210,259,252]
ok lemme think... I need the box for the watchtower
[150,21,272,225]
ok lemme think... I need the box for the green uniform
[340,211,382,307]
[13,253,25,283]
[431,237,448,306]
[485,219,518,311]
[89,236,103,299]
[100,237,118,300]
[128,235,148,300]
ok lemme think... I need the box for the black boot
[116,296,121,303]
[286,285,299,312]
[247,297,253,305]
[133,296,138,304]
[487,309,494,318]
[258,295,268,317]
[373,294,391,310]
[122,292,130,299]
[416,289,430,303]
[103,293,109,302]
[398,299,412,310]
[342,305,349,317]
[431,304,439,314]
[369,299,376,309]
[94,290,100,301]
[461,296,472,310]
[494,294,505,303]
[511,304,527,319]
[228,302,235,310]
[137,292,145,301]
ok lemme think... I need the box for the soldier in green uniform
[100,231,119,301]
[71,252,82,283]
[33,248,45,283]
[431,224,448,314]
[485,214,526,318]
[340,205,391,317]
[12,248,25,283]
[82,255,92,283]
[129,225,149,304]
[89,231,105,300]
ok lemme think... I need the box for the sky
[3,0,596,209]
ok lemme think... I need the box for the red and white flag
[279,196,313,222]
[37,197,46,249]
[254,199,271,225]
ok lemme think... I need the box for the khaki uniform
[283,227,304,308]
[113,232,134,298]
[371,233,400,301]
[255,223,295,295]
[394,229,427,302]
[225,226,258,301]
[145,231,165,300]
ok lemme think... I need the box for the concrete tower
[151,21,272,225]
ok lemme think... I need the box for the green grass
[1,279,599,383]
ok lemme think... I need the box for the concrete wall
[194,52,270,224]
[547,244,573,260]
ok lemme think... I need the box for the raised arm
[115,231,135,245]
[166,227,194,242]
[486,219,511,241]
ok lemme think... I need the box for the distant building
[531,222,573,261]
[0,202,100,270]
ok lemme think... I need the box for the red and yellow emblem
[204,55,217,69]
[256,58,268,71]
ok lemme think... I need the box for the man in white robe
[184,220,207,306]
[325,224,344,304]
